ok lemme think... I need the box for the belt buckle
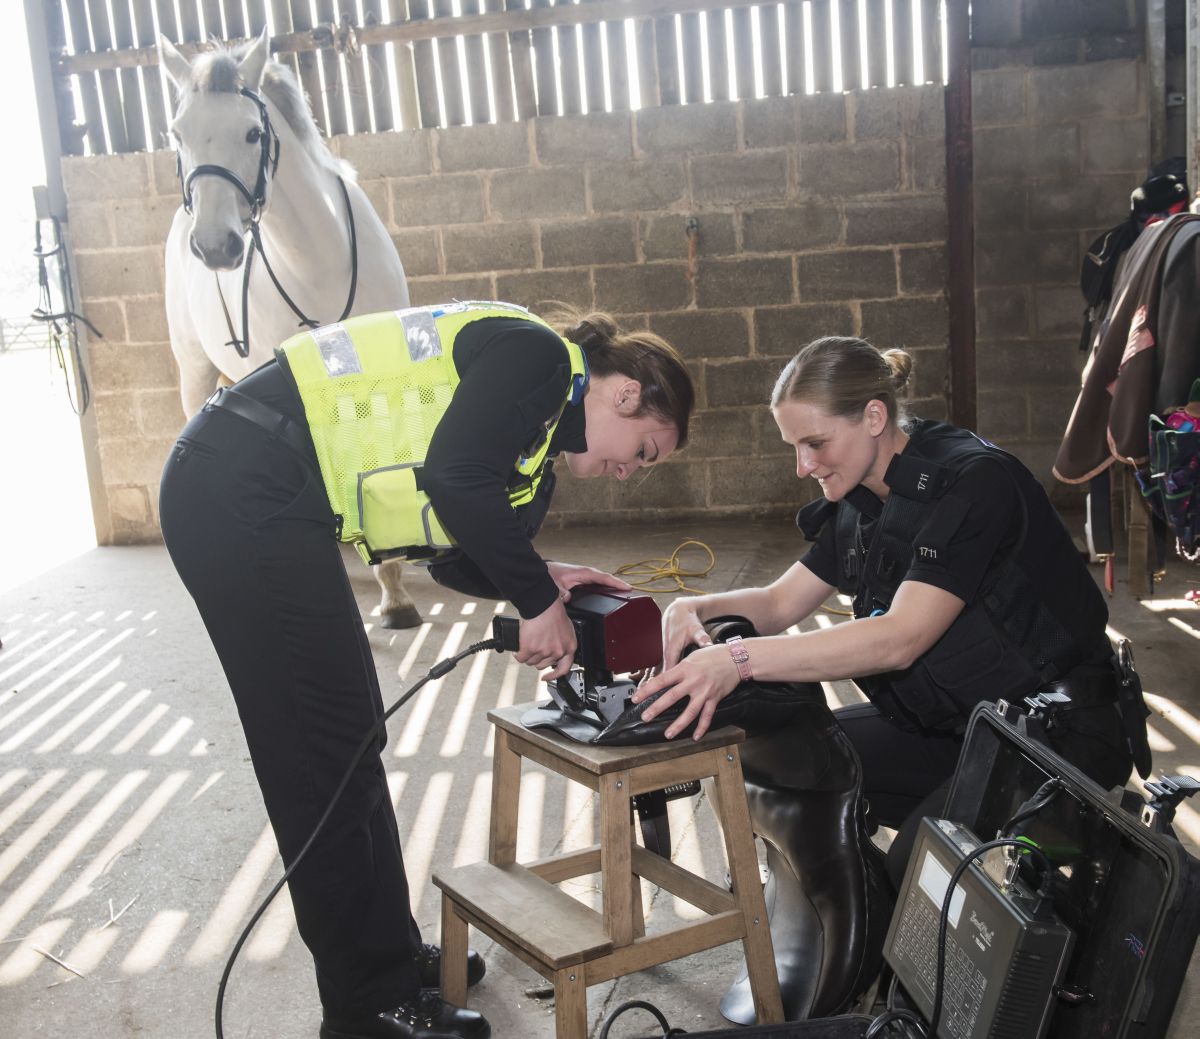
[202,387,226,412]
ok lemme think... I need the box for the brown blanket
[1054,214,1200,484]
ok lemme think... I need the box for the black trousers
[835,693,1132,889]
[159,404,422,1017]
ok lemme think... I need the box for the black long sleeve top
[246,316,584,620]
[422,317,585,619]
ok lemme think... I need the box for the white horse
[160,29,420,628]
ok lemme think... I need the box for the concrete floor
[0,520,1197,1039]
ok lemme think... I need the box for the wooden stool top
[489,701,745,776]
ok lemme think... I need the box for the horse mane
[185,44,353,180]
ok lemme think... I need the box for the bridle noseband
[173,85,358,360]
[176,87,280,220]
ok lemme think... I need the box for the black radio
[884,816,1074,1039]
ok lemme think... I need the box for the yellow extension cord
[615,538,853,615]
[614,539,716,594]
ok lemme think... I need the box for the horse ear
[158,35,192,89]
[237,26,271,91]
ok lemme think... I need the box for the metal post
[944,0,976,429]
[1148,0,1167,164]
[1188,0,1198,197]
[23,0,71,219]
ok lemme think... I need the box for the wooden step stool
[433,702,783,1038]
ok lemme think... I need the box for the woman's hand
[630,643,740,740]
[545,561,632,601]
[518,599,577,678]
[661,598,713,670]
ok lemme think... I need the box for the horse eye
[245,127,262,144]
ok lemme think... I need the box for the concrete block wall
[970,0,1148,491]
[61,152,179,545]
[63,86,950,543]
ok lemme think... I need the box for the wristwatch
[726,635,753,682]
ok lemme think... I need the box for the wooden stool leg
[630,871,646,939]
[440,895,469,1006]
[489,728,521,866]
[553,965,588,1039]
[714,749,784,1024]
[599,768,634,947]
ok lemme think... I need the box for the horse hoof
[380,605,423,630]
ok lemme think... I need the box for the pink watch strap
[727,635,753,682]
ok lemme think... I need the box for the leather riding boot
[720,699,893,1024]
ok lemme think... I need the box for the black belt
[202,386,315,466]
[1035,663,1119,712]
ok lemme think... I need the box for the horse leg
[375,559,421,629]
[177,357,222,418]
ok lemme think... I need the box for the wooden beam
[707,8,729,101]
[605,12,630,110]
[133,0,170,146]
[87,0,129,152]
[944,0,975,430]
[839,0,860,91]
[506,0,537,120]
[893,0,914,85]
[760,4,783,98]
[59,0,779,75]
[362,0,395,130]
[809,0,833,93]
[731,6,753,100]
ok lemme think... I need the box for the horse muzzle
[190,228,246,271]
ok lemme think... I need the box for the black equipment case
[942,702,1200,1039]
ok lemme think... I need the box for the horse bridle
[176,87,280,220]
[174,86,358,358]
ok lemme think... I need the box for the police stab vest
[797,422,1102,733]
[277,302,588,566]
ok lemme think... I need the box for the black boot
[414,943,487,989]
[320,991,490,1039]
[720,700,893,1024]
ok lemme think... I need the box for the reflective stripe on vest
[277,302,587,563]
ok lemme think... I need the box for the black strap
[213,249,255,359]
[245,175,359,337]
[216,175,359,360]
[203,386,314,467]
[1087,468,1114,556]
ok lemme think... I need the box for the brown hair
[770,336,912,426]
[546,307,695,447]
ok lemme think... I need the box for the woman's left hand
[545,561,632,602]
[630,644,740,740]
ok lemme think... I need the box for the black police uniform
[797,420,1136,883]
[159,318,582,1019]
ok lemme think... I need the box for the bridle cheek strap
[181,163,261,217]
[175,86,355,360]
[176,87,279,219]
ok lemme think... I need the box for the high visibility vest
[277,301,588,565]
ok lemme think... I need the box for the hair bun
[881,348,913,392]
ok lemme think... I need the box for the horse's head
[160,29,277,271]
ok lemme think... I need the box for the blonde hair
[544,307,695,447]
[770,336,912,426]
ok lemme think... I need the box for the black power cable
[865,834,1054,1039]
[1001,777,1062,838]
[214,637,504,1039]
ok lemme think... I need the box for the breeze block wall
[970,0,1149,491]
[63,86,949,544]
